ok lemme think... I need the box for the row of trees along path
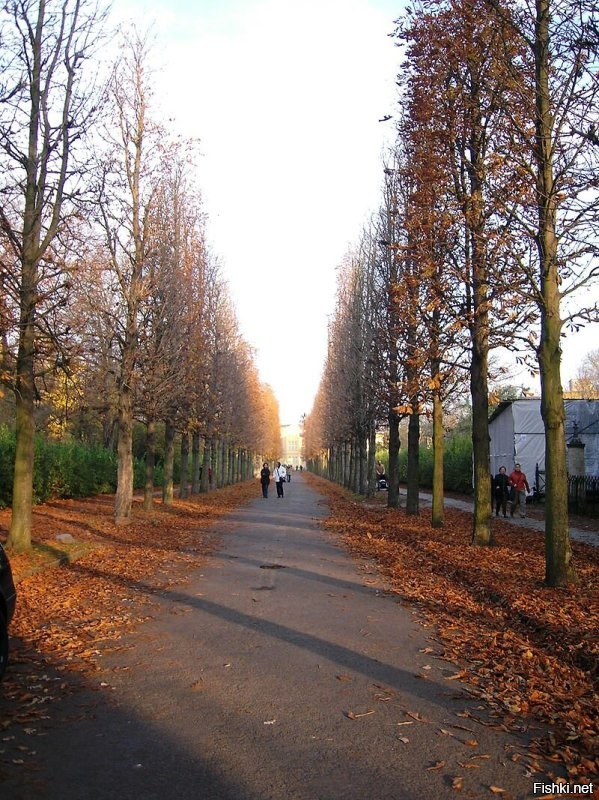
[303,0,599,589]
[0,4,281,554]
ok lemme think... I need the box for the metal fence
[568,475,599,517]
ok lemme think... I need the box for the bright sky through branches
[115,0,597,422]
[114,0,402,424]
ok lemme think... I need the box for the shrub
[0,425,15,508]
[383,433,473,494]
[0,432,120,506]
[444,433,473,494]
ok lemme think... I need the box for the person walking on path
[509,463,530,518]
[259,462,271,499]
[493,465,510,517]
[274,461,286,497]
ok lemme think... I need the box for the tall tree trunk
[227,445,234,485]
[469,184,492,544]
[162,418,175,504]
[219,440,226,488]
[8,325,36,551]
[358,431,367,495]
[211,439,218,488]
[535,0,576,585]
[179,431,190,498]
[470,337,491,544]
[115,387,134,525]
[143,416,155,511]
[201,438,211,493]
[406,409,420,515]
[367,425,376,497]
[343,440,350,487]
[349,438,357,492]
[191,431,201,494]
[431,390,444,528]
[387,409,401,508]
[7,14,44,551]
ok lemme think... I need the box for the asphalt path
[4,474,554,799]
[410,489,598,547]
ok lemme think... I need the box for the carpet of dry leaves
[0,482,258,773]
[1,476,598,794]
[303,473,599,789]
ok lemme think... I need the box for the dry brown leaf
[445,671,467,681]
[406,711,428,722]
[426,761,446,771]
[345,710,375,720]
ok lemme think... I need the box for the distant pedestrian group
[493,463,530,519]
[260,461,288,499]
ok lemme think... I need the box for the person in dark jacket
[493,465,510,517]
[260,462,271,499]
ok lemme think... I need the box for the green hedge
[0,426,155,507]
[377,433,473,494]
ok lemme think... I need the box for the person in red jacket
[509,463,530,518]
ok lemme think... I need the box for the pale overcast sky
[114,0,596,422]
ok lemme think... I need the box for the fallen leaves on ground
[305,473,598,784]
[0,483,258,742]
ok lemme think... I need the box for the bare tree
[481,0,599,585]
[572,349,599,395]
[395,0,534,544]
[95,28,163,525]
[0,0,106,551]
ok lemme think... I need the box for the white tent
[488,399,599,492]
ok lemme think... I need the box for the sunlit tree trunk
[534,0,576,585]
[115,387,134,525]
[469,167,492,544]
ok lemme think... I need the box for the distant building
[488,399,599,491]
[280,423,304,469]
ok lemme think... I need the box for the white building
[280,423,304,469]
[488,398,599,492]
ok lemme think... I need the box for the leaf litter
[306,474,598,784]
[0,483,258,764]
